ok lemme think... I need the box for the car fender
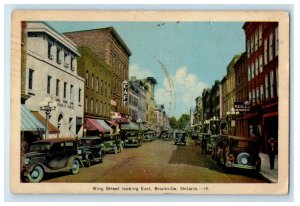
[67,155,83,169]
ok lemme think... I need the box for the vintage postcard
[10,10,289,194]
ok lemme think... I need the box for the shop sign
[234,101,250,112]
[122,81,128,106]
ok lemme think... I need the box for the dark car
[174,131,187,145]
[207,134,222,154]
[77,136,105,167]
[212,135,261,172]
[124,131,142,147]
[22,138,83,183]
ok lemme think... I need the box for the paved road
[44,138,267,183]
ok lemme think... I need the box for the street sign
[234,101,250,112]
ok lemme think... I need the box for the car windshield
[29,142,51,152]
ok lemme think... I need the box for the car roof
[33,138,76,144]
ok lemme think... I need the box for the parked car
[22,138,83,183]
[174,131,187,145]
[124,131,142,147]
[143,132,155,142]
[77,136,105,167]
[102,134,124,154]
[212,135,261,172]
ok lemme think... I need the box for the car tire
[85,158,91,167]
[236,152,251,166]
[70,159,80,175]
[28,165,44,183]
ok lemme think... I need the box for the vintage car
[212,135,261,172]
[143,132,155,142]
[77,136,105,167]
[22,138,83,183]
[103,134,124,154]
[124,131,142,147]
[174,131,187,145]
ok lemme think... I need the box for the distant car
[77,136,105,167]
[124,131,142,147]
[143,132,154,142]
[22,138,83,183]
[103,134,124,154]
[212,135,261,172]
[174,131,187,145]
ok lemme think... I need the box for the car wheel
[85,158,91,167]
[28,165,44,183]
[71,159,80,175]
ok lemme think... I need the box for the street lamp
[39,97,57,139]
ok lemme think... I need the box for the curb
[259,171,278,183]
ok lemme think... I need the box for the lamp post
[39,97,57,139]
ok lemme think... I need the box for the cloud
[155,66,207,118]
[129,64,154,80]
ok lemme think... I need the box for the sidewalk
[259,153,278,183]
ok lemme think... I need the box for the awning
[21,105,45,132]
[97,119,113,132]
[120,122,139,130]
[85,118,106,132]
[31,111,60,134]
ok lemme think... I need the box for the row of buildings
[20,21,170,148]
[191,22,278,154]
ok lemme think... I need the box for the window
[47,42,53,59]
[252,89,255,103]
[96,77,99,92]
[56,48,61,64]
[108,84,110,97]
[56,79,60,96]
[251,63,255,79]
[264,39,268,65]
[91,74,94,90]
[250,35,254,54]
[265,74,269,99]
[269,33,274,61]
[91,98,94,113]
[28,69,34,90]
[78,88,81,103]
[270,70,274,98]
[104,102,106,115]
[47,75,52,94]
[70,84,74,104]
[70,57,74,71]
[85,96,88,112]
[64,82,67,99]
[276,66,279,97]
[259,55,263,73]
[259,25,263,47]
[260,84,264,101]
[104,82,107,96]
[101,80,103,94]
[255,30,258,51]
[100,101,103,114]
[275,26,279,57]
[69,118,73,131]
[256,87,260,102]
[96,100,98,114]
[255,58,259,76]
[248,66,251,81]
[85,71,89,87]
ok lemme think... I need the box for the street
[43,138,267,183]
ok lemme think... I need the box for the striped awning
[85,118,106,132]
[97,120,113,132]
[21,105,45,132]
[31,111,60,134]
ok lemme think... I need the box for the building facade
[143,77,157,126]
[64,27,132,117]
[243,22,279,153]
[25,22,84,138]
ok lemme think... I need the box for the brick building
[243,22,279,153]
[64,27,132,117]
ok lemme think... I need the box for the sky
[47,21,245,118]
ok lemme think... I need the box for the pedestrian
[201,136,207,155]
[267,137,277,170]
